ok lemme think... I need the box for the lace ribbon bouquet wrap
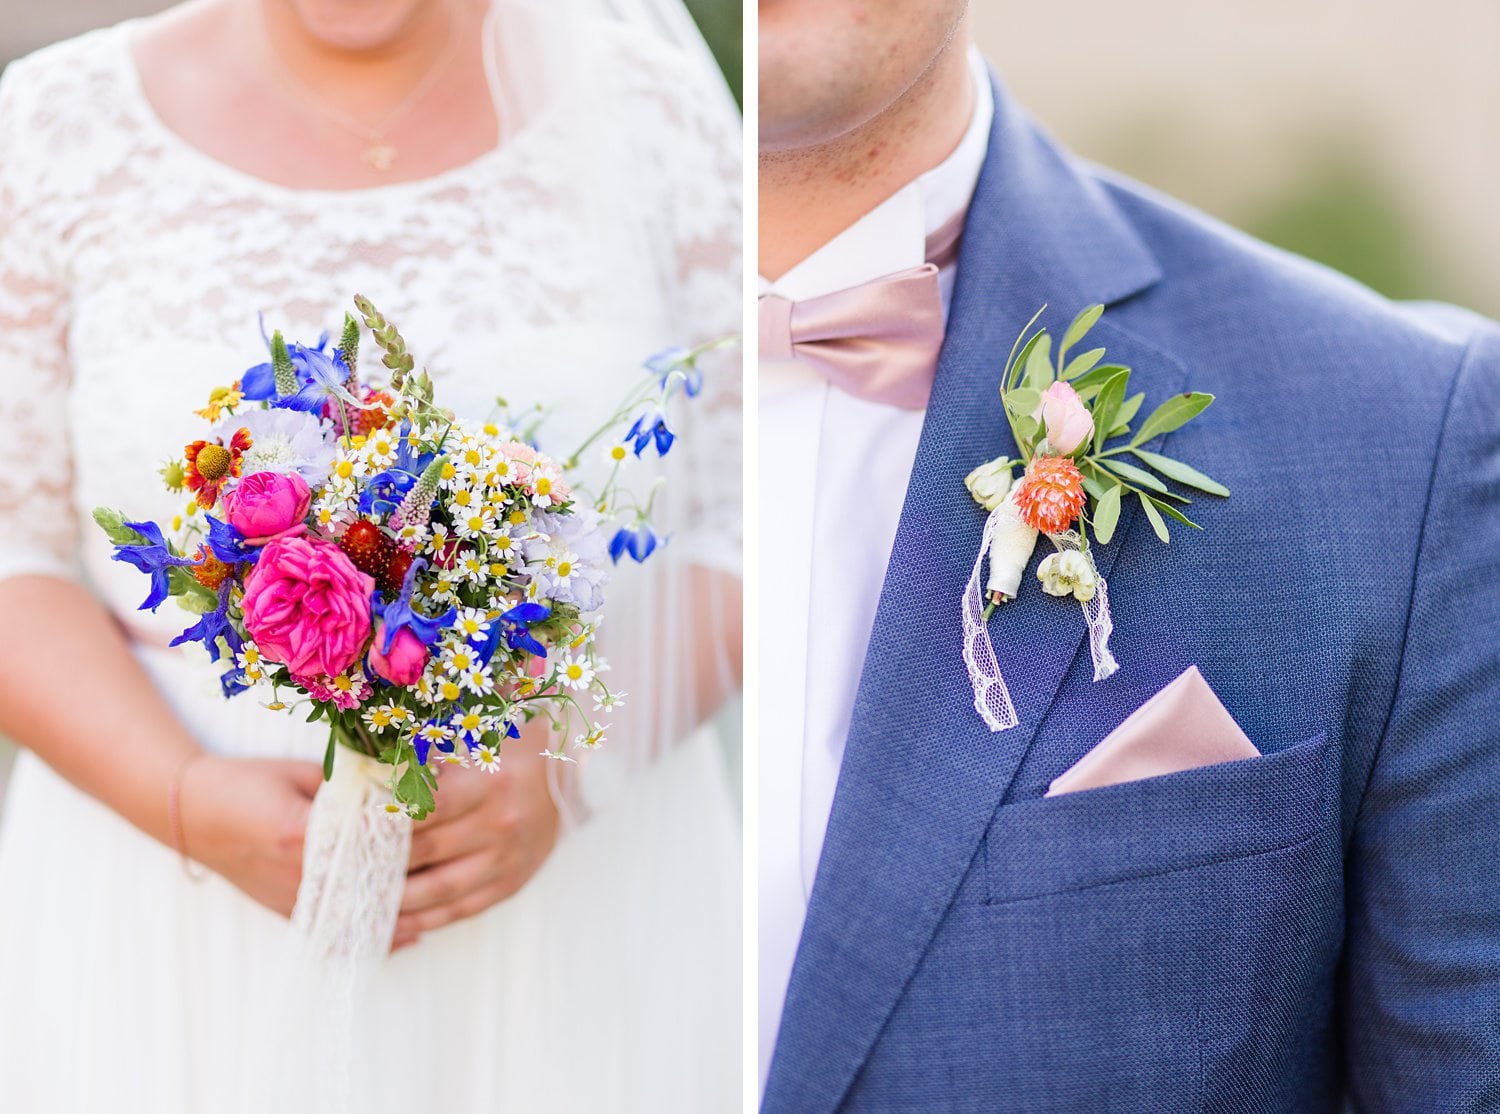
[95,296,719,962]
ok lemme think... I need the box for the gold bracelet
[167,753,208,882]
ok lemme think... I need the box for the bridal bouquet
[95,296,715,819]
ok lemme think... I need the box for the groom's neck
[759,36,975,282]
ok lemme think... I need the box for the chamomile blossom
[556,652,595,691]
[363,702,405,732]
[575,724,608,750]
[451,706,487,742]
[471,743,502,773]
[235,642,267,685]
[460,665,496,697]
[595,689,628,711]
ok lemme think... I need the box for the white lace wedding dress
[0,5,741,1111]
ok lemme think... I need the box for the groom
[758,3,1500,1111]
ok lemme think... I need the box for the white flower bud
[1037,550,1098,602]
[965,457,1015,512]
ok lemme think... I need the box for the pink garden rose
[1033,381,1095,455]
[368,622,429,687]
[223,471,311,545]
[242,535,374,678]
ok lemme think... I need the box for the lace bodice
[0,8,742,655]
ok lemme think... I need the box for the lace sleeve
[0,61,80,585]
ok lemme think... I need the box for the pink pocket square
[1045,666,1259,797]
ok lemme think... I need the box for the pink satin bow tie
[759,211,966,410]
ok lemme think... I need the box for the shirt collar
[761,47,994,303]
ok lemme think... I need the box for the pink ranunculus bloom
[242,535,374,679]
[1033,381,1095,455]
[368,622,429,687]
[222,471,312,546]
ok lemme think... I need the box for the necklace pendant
[364,141,397,172]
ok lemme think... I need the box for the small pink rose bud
[1033,381,1095,456]
[368,622,429,687]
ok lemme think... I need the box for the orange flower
[184,427,252,509]
[190,545,234,590]
[1014,455,1087,534]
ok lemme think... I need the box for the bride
[0,0,742,1110]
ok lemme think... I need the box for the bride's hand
[393,747,560,949]
[178,755,323,918]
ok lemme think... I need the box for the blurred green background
[974,2,1500,319]
[0,0,740,803]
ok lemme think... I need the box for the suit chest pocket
[983,731,1330,905]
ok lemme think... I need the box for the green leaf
[1080,473,1111,502]
[1090,371,1129,454]
[1131,392,1215,446]
[322,735,336,781]
[306,703,325,724]
[1022,334,1054,391]
[397,765,436,815]
[1130,449,1230,497]
[1092,484,1124,545]
[1058,303,1104,366]
[1151,498,1202,530]
[1002,306,1048,391]
[1006,327,1046,393]
[1013,415,1041,449]
[1100,457,1172,494]
[1108,392,1145,437]
[167,566,217,609]
[1061,347,1106,381]
[1004,388,1041,421]
[1139,491,1171,543]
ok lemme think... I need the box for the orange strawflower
[184,427,252,509]
[191,545,234,590]
[1014,454,1087,534]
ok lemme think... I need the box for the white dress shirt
[757,49,994,1088]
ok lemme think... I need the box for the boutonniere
[961,304,1229,731]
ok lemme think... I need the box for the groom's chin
[759,0,972,154]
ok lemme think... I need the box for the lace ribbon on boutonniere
[962,305,1230,732]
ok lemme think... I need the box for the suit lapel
[763,75,1186,1113]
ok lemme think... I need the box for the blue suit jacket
[762,73,1500,1113]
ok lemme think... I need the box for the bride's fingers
[406,815,484,871]
[394,877,510,938]
[400,849,494,915]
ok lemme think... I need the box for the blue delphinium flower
[359,469,419,518]
[608,522,665,564]
[219,665,252,698]
[474,601,551,663]
[204,516,258,565]
[241,324,359,413]
[359,421,436,519]
[170,581,241,663]
[371,558,454,653]
[645,346,701,398]
[624,403,675,457]
[111,520,200,611]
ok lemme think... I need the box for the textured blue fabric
[761,69,1500,1113]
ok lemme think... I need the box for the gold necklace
[258,3,467,172]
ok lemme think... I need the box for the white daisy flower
[556,653,595,691]
[471,743,502,773]
[460,665,496,697]
[595,690,628,711]
[453,608,492,640]
[575,724,609,750]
